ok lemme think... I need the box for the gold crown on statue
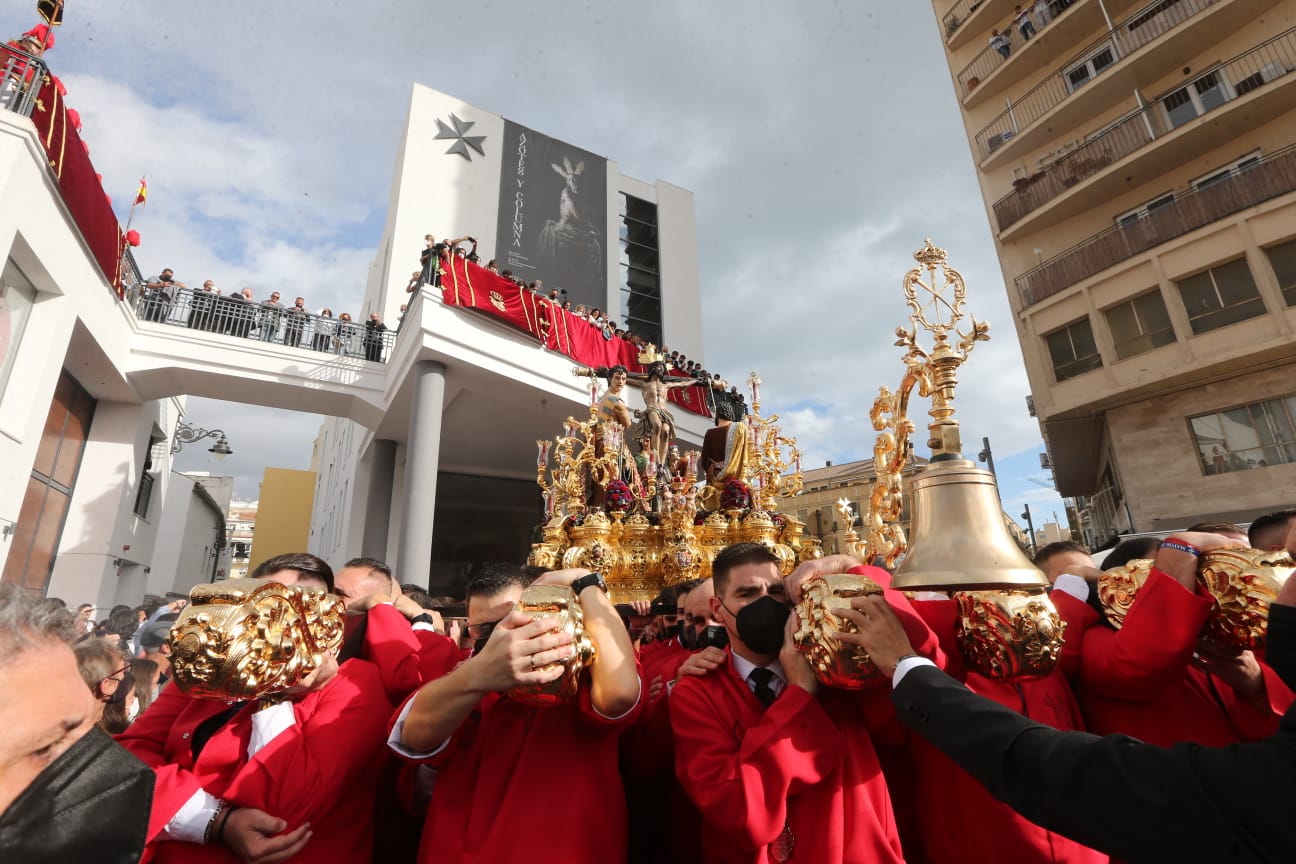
[638,344,664,365]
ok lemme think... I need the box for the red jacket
[394,676,643,863]
[905,598,1107,864]
[363,603,460,701]
[669,566,939,864]
[1054,569,1295,747]
[117,659,392,864]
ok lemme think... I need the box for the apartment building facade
[934,0,1296,545]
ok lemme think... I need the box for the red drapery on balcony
[26,71,126,297]
[440,256,713,418]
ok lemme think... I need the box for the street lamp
[172,421,234,459]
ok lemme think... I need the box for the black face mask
[697,624,730,651]
[0,726,153,863]
[724,595,790,655]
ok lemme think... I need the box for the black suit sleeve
[892,664,1294,863]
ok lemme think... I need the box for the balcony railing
[1016,143,1296,307]
[973,0,1218,158]
[0,46,47,118]
[133,289,398,363]
[957,0,1084,97]
[993,27,1296,231]
[943,0,986,41]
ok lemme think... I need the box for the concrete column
[396,361,446,585]
[362,439,398,561]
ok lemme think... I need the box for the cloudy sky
[24,0,1068,531]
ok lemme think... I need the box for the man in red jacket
[1052,530,1294,747]
[117,553,393,864]
[904,596,1106,864]
[671,543,941,864]
[391,563,642,864]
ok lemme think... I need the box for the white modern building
[0,70,708,604]
[311,85,708,595]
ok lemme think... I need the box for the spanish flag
[135,178,147,206]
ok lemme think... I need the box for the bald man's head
[683,579,720,644]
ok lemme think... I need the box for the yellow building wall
[247,468,317,573]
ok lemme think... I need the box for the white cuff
[1053,573,1091,604]
[248,701,296,758]
[388,696,451,760]
[412,621,438,632]
[892,656,937,688]
[162,788,221,843]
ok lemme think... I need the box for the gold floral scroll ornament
[793,573,886,688]
[168,579,345,701]
[508,584,597,706]
[954,590,1066,680]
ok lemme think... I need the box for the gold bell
[890,458,1048,593]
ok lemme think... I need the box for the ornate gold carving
[169,579,345,700]
[1101,550,1295,651]
[508,585,597,706]
[1096,559,1151,630]
[793,573,885,689]
[1199,548,1295,651]
[953,590,1066,680]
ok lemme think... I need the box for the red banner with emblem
[440,257,712,417]
[25,71,127,296]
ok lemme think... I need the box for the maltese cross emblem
[434,114,486,161]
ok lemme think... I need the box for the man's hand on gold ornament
[674,646,726,684]
[779,610,818,697]
[834,595,916,680]
[467,610,573,693]
[785,554,863,603]
[283,652,339,700]
[221,808,311,863]
[1154,531,1247,592]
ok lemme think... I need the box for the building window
[1191,151,1262,191]
[1190,394,1296,475]
[1065,44,1116,93]
[1161,70,1231,129]
[0,260,37,397]
[1104,290,1176,359]
[1115,192,1175,227]
[1175,258,1265,334]
[1044,318,1102,382]
[1264,239,1296,307]
[618,194,662,347]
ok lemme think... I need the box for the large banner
[495,120,607,311]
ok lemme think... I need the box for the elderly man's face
[0,640,95,818]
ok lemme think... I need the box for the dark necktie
[749,667,778,708]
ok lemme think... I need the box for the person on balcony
[188,280,218,331]
[283,296,309,348]
[990,29,1011,60]
[2,29,48,111]
[335,313,356,355]
[363,313,388,362]
[257,291,284,343]
[313,308,335,352]
[1013,5,1036,40]
[142,269,185,324]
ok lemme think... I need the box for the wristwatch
[570,572,608,597]
[409,613,437,627]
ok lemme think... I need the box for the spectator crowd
[4,506,1296,863]
[134,268,393,363]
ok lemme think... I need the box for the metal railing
[1016,143,1296,306]
[133,289,398,363]
[993,27,1296,231]
[957,0,1080,95]
[0,46,47,118]
[973,0,1217,157]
